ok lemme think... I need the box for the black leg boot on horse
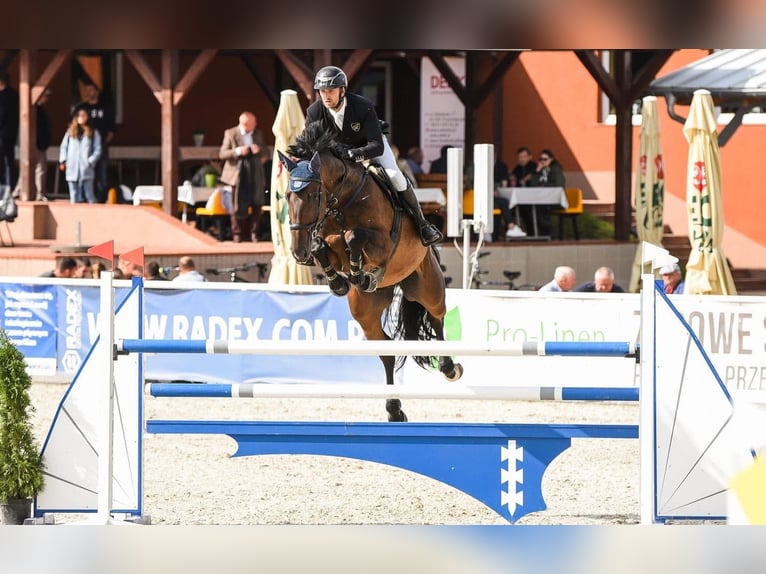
[398,182,443,247]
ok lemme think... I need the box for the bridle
[288,156,368,240]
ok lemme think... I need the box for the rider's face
[319,87,343,111]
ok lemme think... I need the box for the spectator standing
[172,256,206,282]
[119,257,143,278]
[72,83,116,203]
[428,145,449,174]
[391,144,416,185]
[0,72,19,190]
[538,266,577,292]
[405,146,424,176]
[660,262,685,294]
[40,257,78,278]
[574,266,625,293]
[58,108,102,203]
[510,147,537,187]
[91,261,107,278]
[219,111,266,243]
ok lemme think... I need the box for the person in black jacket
[0,71,19,190]
[305,66,442,246]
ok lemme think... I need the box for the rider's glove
[347,148,365,163]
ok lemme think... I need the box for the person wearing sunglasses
[530,148,566,236]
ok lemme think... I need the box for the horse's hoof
[329,280,350,296]
[385,399,407,422]
[360,274,378,293]
[444,363,464,382]
[387,409,408,422]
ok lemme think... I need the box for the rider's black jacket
[306,92,384,161]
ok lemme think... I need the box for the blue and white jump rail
[33,243,758,525]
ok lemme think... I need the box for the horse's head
[279,150,323,264]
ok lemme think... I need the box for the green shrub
[553,212,616,240]
[0,330,44,501]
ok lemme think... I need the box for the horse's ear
[278,150,297,172]
[309,151,321,174]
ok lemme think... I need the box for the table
[496,187,567,237]
[132,185,216,223]
[414,187,446,205]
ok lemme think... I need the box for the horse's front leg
[311,236,349,296]
[345,228,380,293]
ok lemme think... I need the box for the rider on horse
[306,65,443,247]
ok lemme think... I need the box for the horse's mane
[288,120,349,161]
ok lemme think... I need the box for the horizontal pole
[146,382,639,402]
[120,339,637,357]
[146,420,640,440]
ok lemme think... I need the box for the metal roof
[648,49,766,104]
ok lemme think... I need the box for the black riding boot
[399,182,443,246]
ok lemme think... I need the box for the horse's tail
[389,289,439,370]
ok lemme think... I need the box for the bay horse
[279,122,463,421]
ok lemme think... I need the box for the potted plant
[0,329,44,524]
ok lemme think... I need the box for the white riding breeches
[374,136,407,191]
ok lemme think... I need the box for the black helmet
[314,66,347,90]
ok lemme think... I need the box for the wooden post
[17,50,36,201]
[161,50,179,218]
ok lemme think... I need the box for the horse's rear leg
[381,355,407,421]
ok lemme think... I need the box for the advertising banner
[420,55,465,173]
[2,280,764,403]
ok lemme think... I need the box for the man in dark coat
[304,65,442,246]
[219,111,266,242]
[0,72,19,190]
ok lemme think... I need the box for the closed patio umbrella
[682,89,737,295]
[268,89,314,285]
[629,96,665,292]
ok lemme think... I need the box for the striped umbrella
[268,89,314,285]
[629,96,665,292]
[682,89,737,295]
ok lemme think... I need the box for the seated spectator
[660,262,685,294]
[495,158,510,187]
[144,261,168,281]
[405,147,424,176]
[428,145,450,174]
[527,148,566,237]
[40,257,78,278]
[91,262,107,278]
[191,159,222,188]
[172,256,206,282]
[74,257,92,278]
[574,266,625,293]
[119,257,143,278]
[538,266,577,292]
[510,146,537,188]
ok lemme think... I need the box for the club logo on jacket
[350,122,361,132]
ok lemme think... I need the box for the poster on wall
[0,283,57,376]
[420,55,465,173]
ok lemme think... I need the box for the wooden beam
[613,51,633,242]
[342,49,374,84]
[239,54,278,108]
[173,49,217,106]
[17,50,35,201]
[575,50,624,108]
[160,50,179,218]
[274,49,314,102]
[627,50,674,103]
[474,51,519,106]
[0,50,18,74]
[31,49,72,104]
[124,50,162,103]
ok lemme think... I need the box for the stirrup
[419,223,443,246]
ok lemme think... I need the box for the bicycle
[468,251,536,290]
[205,262,269,283]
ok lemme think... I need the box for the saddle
[366,164,404,211]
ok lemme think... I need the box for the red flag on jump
[87,240,115,269]
[120,247,145,274]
